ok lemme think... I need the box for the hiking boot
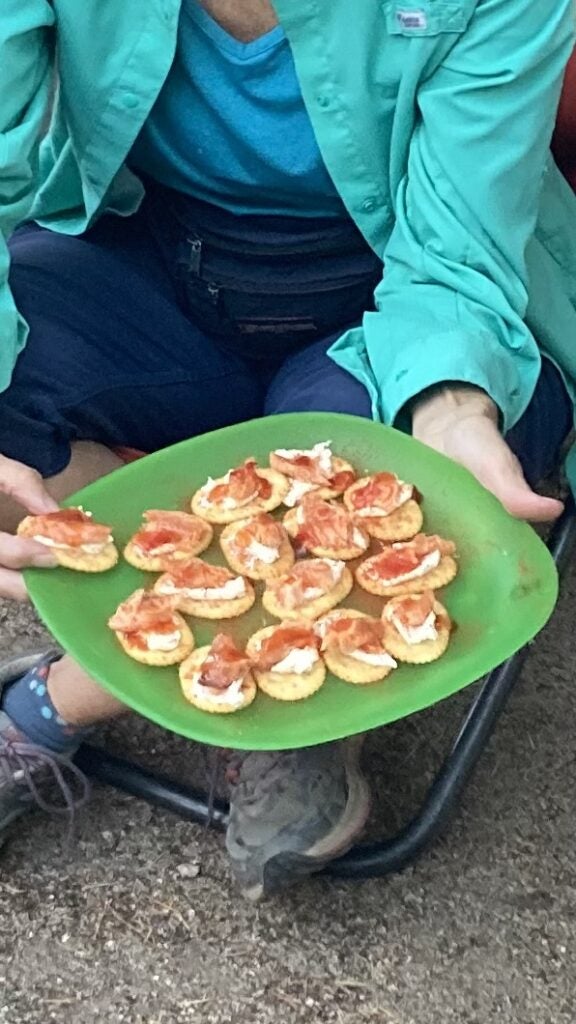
[0,649,90,838]
[225,736,370,900]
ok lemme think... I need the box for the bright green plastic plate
[25,413,558,750]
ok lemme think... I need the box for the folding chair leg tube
[74,744,229,828]
[325,498,576,878]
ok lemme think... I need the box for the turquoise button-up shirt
[2,1,576,466]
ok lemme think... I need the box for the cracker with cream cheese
[219,513,295,580]
[18,508,118,572]
[191,459,288,524]
[179,637,257,714]
[246,623,326,701]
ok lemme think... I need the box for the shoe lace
[0,737,91,828]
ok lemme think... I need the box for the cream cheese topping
[374,549,440,586]
[349,648,397,668]
[157,576,246,602]
[269,646,319,675]
[33,534,112,554]
[384,606,439,645]
[145,629,182,652]
[283,478,318,508]
[354,481,413,517]
[244,539,280,565]
[190,675,245,707]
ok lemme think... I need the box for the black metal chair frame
[75,498,576,880]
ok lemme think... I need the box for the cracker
[246,625,326,701]
[123,519,213,572]
[282,508,369,561]
[17,518,119,572]
[219,520,295,580]
[114,616,194,666]
[191,469,289,524]
[356,500,423,542]
[262,566,353,621]
[322,646,396,685]
[179,647,257,714]
[279,456,356,506]
[355,554,458,597]
[383,602,452,664]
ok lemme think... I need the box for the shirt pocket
[383,1,468,36]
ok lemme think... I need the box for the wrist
[410,384,499,433]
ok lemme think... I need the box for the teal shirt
[2,1,576,472]
[130,1,345,217]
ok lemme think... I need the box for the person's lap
[3,213,571,486]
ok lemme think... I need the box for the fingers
[493,485,564,524]
[0,455,58,514]
[0,533,57,570]
[0,567,29,602]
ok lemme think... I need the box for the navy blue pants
[3,183,572,483]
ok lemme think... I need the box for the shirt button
[121,93,139,109]
[362,198,378,213]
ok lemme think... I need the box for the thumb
[479,443,563,523]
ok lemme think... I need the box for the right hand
[0,455,60,600]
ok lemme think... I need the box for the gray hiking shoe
[0,650,90,838]
[225,736,370,900]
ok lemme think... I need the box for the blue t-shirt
[130,1,345,217]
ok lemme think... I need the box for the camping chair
[74,55,576,879]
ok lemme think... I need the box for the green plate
[25,413,558,750]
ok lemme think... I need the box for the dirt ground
[1,560,575,1024]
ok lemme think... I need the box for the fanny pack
[142,177,383,360]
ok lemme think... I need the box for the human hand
[0,455,60,600]
[411,385,564,523]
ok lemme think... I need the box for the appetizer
[179,634,256,714]
[124,509,213,571]
[316,609,397,684]
[262,557,353,620]
[191,458,288,523]
[246,622,326,701]
[283,493,369,560]
[18,506,118,572]
[108,589,194,665]
[269,441,355,507]
[154,557,255,618]
[355,533,457,597]
[382,591,452,663]
[343,471,422,541]
[220,512,295,580]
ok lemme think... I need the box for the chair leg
[74,497,576,880]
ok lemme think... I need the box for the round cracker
[166,584,255,620]
[282,507,369,561]
[355,500,423,542]
[123,519,213,572]
[190,469,289,524]
[262,566,353,621]
[382,602,452,664]
[322,646,396,685]
[219,520,295,580]
[179,647,257,714]
[246,625,326,701]
[17,518,119,572]
[355,554,458,597]
[113,615,194,666]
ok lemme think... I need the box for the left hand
[410,385,564,523]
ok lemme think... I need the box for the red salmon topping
[349,472,411,515]
[108,589,179,634]
[367,534,454,581]
[322,615,385,655]
[24,507,111,548]
[267,559,340,609]
[159,558,236,591]
[295,494,361,551]
[256,624,319,671]
[197,634,253,691]
[233,512,284,553]
[208,459,271,506]
[270,446,355,490]
[133,511,206,554]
